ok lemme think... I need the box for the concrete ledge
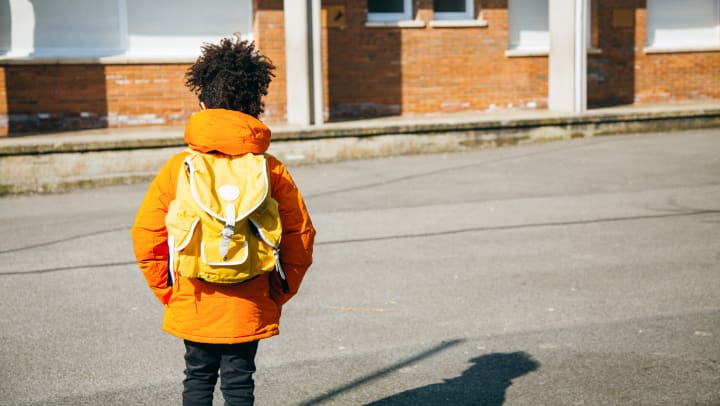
[1,103,719,195]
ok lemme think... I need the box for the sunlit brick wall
[632,4,720,104]
[322,0,548,120]
[105,64,196,128]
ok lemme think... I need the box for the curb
[1,104,719,195]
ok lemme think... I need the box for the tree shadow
[588,3,638,107]
[325,3,402,121]
[4,65,109,135]
[366,352,540,406]
[300,339,466,406]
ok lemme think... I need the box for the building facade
[0,0,719,136]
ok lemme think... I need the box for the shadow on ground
[366,351,540,406]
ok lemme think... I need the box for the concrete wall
[2,103,719,195]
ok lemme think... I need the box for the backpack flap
[187,153,269,223]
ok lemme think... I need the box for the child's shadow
[366,351,540,406]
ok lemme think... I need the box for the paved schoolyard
[1,128,718,405]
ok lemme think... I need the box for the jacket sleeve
[267,156,316,306]
[130,153,185,304]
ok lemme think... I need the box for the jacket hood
[184,109,271,155]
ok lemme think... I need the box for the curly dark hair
[185,36,276,118]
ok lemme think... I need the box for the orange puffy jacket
[130,109,315,344]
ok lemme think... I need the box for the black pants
[182,340,259,406]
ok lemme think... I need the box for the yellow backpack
[165,150,287,291]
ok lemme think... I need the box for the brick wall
[632,4,720,103]
[324,0,548,120]
[589,0,720,106]
[254,0,287,123]
[105,64,196,128]
[1,0,718,136]
[0,64,197,136]
[588,1,641,106]
[0,0,287,137]
[3,65,111,134]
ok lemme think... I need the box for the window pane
[368,0,405,13]
[32,0,123,53]
[508,0,549,50]
[127,0,252,55]
[434,0,467,13]
[647,0,718,47]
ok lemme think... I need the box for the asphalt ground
[0,128,719,405]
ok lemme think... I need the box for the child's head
[185,36,276,118]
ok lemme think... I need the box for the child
[130,37,315,406]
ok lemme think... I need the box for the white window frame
[645,0,720,53]
[367,0,413,23]
[433,0,474,21]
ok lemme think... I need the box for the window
[508,0,549,53]
[646,0,720,50]
[367,0,413,22]
[0,0,253,60]
[433,0,474,20]
[126,0,252,57]
[23,0,124,57]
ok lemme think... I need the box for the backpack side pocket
[166,199,202,279]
